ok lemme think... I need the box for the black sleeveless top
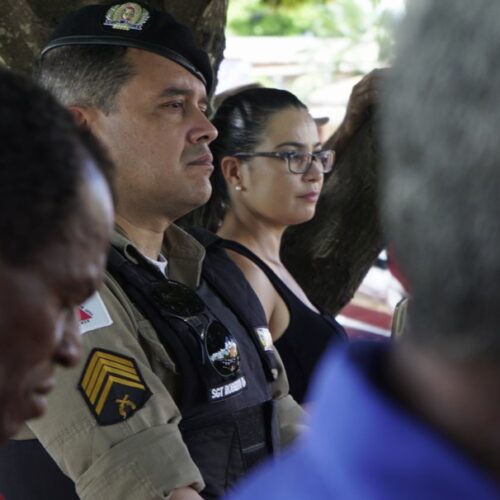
[221,240,347,403]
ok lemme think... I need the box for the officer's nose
[188,110,218,145]
[54,308,82,368]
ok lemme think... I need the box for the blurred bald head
[382,0,500,359]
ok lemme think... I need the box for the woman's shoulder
[224,245,284,321]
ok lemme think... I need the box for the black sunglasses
[151,279,241,377]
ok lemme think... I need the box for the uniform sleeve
[269,346,309,447]
[27,274,204,499]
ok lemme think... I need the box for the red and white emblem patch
[79,307,93,322]
[79,292,113,334]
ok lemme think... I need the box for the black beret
[41,2,213,92]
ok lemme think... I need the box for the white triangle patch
[79,292,113,334]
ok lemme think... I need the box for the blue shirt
[227,342,500,500]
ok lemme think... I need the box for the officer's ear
[220,156,243,191]
[67,105,100,130]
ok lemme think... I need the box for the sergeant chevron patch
[78,348,151,425]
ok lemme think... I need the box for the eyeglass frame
[233,149,336,174]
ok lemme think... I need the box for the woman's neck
[218,209,285,265]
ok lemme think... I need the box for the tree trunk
[0,0,228,86]
[281,112,384,314]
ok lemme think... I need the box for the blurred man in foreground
[0,67,113,442]
[227,0,500,498]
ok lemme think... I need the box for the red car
[337,252,404,341]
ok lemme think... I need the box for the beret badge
[104,2,150,31]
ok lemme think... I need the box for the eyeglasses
[151,279,241,377]
[233,149,335,174]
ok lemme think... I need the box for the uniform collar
[111,223,205,289]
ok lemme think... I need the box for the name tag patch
[79,292,113,334]
[209,376,247,402]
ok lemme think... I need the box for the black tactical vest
[107,227,280,498]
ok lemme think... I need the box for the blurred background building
[218,0,405,137]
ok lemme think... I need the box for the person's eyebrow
[158,87,209,107]
[60,279,96,305]
[275,141,305,149]
[274,141,323,149]
[158,86,191,98]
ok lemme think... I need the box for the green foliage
[264,0,327,6]
[228,0,341,37]
[228,0,399,38]
[227,0,403,63]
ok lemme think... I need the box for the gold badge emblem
[79,349,151,425]
[104,3,150,31]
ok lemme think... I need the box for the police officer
[0,4,306,499]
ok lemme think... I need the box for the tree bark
[0,0,50,74]
[0,0,228,85]
[281,112,384,314]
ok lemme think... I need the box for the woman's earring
[235,185,242,191]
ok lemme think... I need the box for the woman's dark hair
[191,88,308,231]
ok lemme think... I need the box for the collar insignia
[255,327,273,352]
[79,348,151,425]
[104,3,150,31]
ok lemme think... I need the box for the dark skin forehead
[32,166,113,306]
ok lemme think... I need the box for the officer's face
[90,48,218,224]
[0,166,113,441]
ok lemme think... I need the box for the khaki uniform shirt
[391,297,408,338]
[19,225,306,499]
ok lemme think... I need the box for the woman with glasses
[206,87,347,404]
